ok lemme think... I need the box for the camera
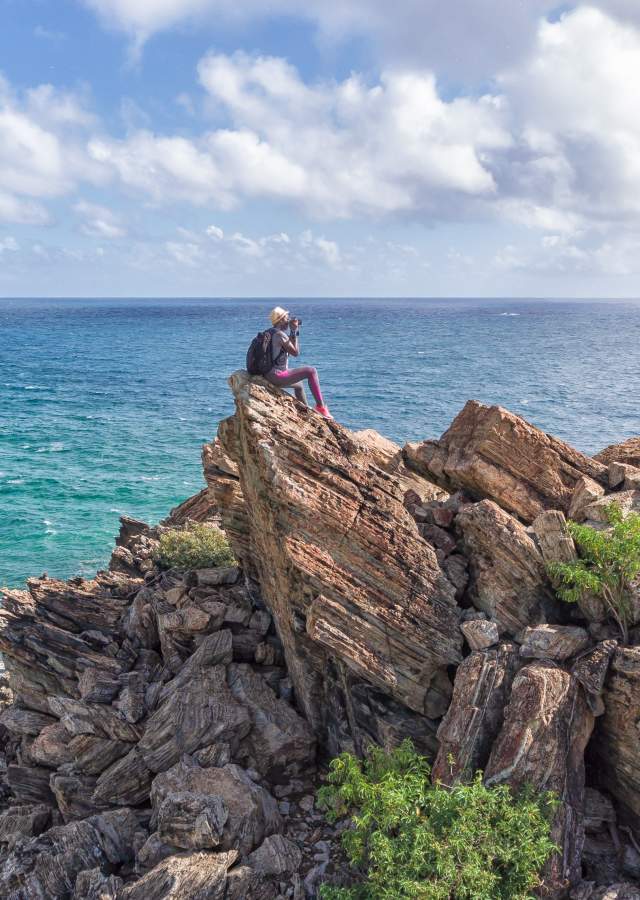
[290,316,302,325]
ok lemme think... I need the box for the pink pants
[265,366,324,406]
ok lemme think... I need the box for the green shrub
[154,523,236,570]
[316,740,557,900]
[547,502,640,643]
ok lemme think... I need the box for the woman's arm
[281,322,300,357]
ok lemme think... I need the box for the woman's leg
[266,367,324,406]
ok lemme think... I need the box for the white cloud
[74,200,127,239]
[0,236,19,255]
[0,75,101,224]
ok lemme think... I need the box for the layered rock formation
[2,379,640,898]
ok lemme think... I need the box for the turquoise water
[1,297,639,588]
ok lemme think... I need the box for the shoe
[313,404,333,419]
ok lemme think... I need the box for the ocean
[1,296,639,588]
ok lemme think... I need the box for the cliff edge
[0,373,639,898]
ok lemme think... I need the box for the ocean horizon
[2,295,639,589]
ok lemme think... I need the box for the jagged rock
[460,619,499,650]
[139,664,250,774]
[47,696,143,742]
[224,864,278,899]
[73,868,124,899]
[404,400,606,523]
[50,773,108,822]
[531,509,577,565]
[592,646,640,828]
[123,850,239,900]
[67,734,131,775]
[0,808,138,899]
[156,630,233,704]
[348,680,440,759]
[196,567,240,587]
[432,643,519,784]
[227,664,315,777]
[135,831,176,871]
[608,462,640,490]
[0,804,51,847]
[352,428,447,504]
[78,668,122,704]
[92,747,152,807]
[441,553,469,600]
[519,624,591,661]
[202,436,251,572]
[457,500,554,634]
[485,662,594,894]
[573,641,617,716]
[215,373,462,743]
[30,723,74,768]
[569,476,606,522]
[596,437,640,469]
[248,834,302,875]
[114,671,146,724]
[7,764,55,805]
[150,761,281,856]
[582,490,640,524]
[161,485,218,526]
[0,707,56,736]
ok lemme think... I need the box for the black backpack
[246,328,275,376]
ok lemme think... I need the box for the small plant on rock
[154,522,236,570]
[316,739,557,900]
[547,502,640,643]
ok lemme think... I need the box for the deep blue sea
[1,297,639,588]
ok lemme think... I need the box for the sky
[1,1,640,297]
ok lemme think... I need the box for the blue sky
[1,0,640,297]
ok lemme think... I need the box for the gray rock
[569,476,606,522]
[460,619,499,650]
[248,834,302,875]
[519,624,590,661]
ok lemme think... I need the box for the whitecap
[45,528,57,535]
[140,475,161,482]
[42,519,53,526]
[499,312,520,317]
[7,478,24,484]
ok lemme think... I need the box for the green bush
[316,740,557,900]
[154,523,236,570]
[547,502,640,643]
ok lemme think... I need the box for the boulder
[608,463,640,490]
[150,760,281,856]
[123,850,239,900]
[485,662,594,894]
[456,500,554,634]
[73,868,124,899]
[215,373,462,743]
[569,476,606,522]
[432,643,519,785]
[0,808,138,899]
[460,619,499,650]
[592,646,640,829]
[138,664,250,773]
[226,664,315,777]
[572,641,617,717]
[0,804,51,848]
[519,624,591,661]
[581,491,640,523]
[248,834,302,875]
[531,509,577,565]
[595,437,640,469]
[404,400,606,523]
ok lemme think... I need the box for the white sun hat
[269,306,289,326]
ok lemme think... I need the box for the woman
[264,306,332,419]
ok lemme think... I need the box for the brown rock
[73,868,124,899]
[0,804,51,848]
[150,761,281,856]
[92,747,152,807]
[568,476,606,522]
[531,509,577,565]
[0,707,56,736]
[485,662,594,894]
[404,400,606,523]
[608,462,640,490]
[595,436,640,469]
[432,643,519,784]
[457,500,553,634]
[460,619,499,650]
[216,373,462,743]
[7,764,55,805]
[30,723,74,769]
[519,624,591,661]
[592,646,640,829]
[50,773,108,822]
[582,490,640,523]
[572,641,617,716]
[248,834,302,875]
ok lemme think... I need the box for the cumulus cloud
[0,75,101,224]
[92,52,511,219]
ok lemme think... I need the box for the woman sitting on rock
[264,306,332,419]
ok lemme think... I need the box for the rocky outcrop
[595,437,640,469]
[2,383,640,897]
[213,372,462,752]
[404,400,607,523]
[485,662,594,894]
